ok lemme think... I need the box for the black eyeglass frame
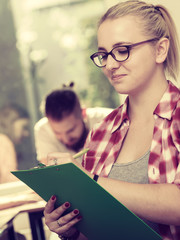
[90,38,159,68]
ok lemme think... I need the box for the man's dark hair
[45,89,82,121]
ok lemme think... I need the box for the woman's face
[13,118,30,144]
[97,16,158,96]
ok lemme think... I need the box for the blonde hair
[98,0,179,80]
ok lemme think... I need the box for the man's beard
[65,124,89,152]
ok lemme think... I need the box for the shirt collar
[111,97,129,133]
[153,81,180,120]
[111,81,179,133]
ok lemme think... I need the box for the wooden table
[0,181,46,240]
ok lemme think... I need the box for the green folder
[12,163,162,240]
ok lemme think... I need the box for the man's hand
[47,152,73,166]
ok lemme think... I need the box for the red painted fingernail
[65,202,70,208]
[73,209,79,215]
[77,215,82,220]
[51,195,56,200]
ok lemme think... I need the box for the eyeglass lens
[92,46,129,67]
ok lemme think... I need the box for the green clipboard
[11,163,162,240]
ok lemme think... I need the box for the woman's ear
[155,37,169,63]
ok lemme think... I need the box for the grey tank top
[108,150,160,235]
[108,150,150,183]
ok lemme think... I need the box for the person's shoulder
[85,107,114,118]
[84,107,114,129]
[34,117,49,130]
[0,134,14,148]
[0,134,11,142]
[87,106,122,131]
[34,117,56,140]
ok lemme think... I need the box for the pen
[73,148,89,159]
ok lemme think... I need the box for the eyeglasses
[90,38,159,68]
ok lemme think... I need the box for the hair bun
[62,81,74,88]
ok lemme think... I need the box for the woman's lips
[111,74,126,81]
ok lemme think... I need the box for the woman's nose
[105,55,120,70]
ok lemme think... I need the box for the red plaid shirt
[82,81,180,240]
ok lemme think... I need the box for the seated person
[34,86,113,164]
[0,103,29,183]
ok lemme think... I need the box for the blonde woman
[43,1,180,239]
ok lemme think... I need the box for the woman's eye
[101,54,107,60]
[116,47,128,54]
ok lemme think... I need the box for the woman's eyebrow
[97,47,107,51]
[113,41,132,47]
[98,41,133,51]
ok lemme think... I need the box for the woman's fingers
[56,209,82,235]
[44,196,70,220]
[53,201,71,220]
[44,196,83,235]
[57,209,82,227]
[43,195,56,215]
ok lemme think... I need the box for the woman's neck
[128,77,168,121]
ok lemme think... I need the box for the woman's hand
[44,195,82,238]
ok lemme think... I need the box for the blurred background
[0,0,179,170]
